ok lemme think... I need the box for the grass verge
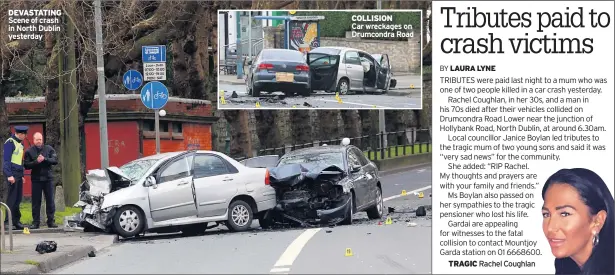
[18,202,81,226]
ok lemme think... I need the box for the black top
[24,145,58,182]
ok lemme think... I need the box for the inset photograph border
[217,9,423,110]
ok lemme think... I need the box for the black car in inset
[245,48,311,97]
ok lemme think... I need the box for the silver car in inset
[72,150,276,238]
[307,47,396,95]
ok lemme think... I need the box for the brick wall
[142,123,213,156]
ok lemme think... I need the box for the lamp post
[156,109,166,154]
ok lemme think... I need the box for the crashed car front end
[265,163,353,227]
[65,168,130,232]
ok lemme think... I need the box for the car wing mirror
[144,176,157,188]
[247,60,252,66]
[351,165,361,173]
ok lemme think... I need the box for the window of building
[172,122,183,134]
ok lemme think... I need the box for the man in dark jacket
[3,126,28,230]
[24,132,59,229]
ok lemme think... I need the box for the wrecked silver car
[66,151,276,238]
[247,142,385,227]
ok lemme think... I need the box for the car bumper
[316,194,352,223]
[254,72,310,92]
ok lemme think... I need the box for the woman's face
[542,183,596,263]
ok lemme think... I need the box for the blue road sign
[140,81,169,109]
[122,70,143,90]
[142,45,167,63]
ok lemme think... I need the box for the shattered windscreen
[277,152,344,170]
[119,159,159,181]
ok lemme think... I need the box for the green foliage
[294,11,421,41]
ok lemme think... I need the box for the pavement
[0,232,117,274]
[217,73,422,109]
[50,165,432,274]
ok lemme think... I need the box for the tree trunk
[318,110,341,142]
[290,110,312,145]
[0,87,8,201]
[341,110,361,139]
[59,12,82,206]
[223,111,251,158]
[254,110,281,149]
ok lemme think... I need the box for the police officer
[3,126,28,230]
[24,132,59,229]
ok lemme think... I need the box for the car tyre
[226,200,254,232]
[252,84,261,97]
[112,205,145,239]
[366,186,384,219]
[337,78,350,95]
[340,193,354,225]
[300,88,311,97]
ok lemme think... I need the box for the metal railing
[235,128,432,162]
[0,202,14,252]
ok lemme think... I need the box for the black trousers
[31,180,55,225]
[4,177,23,224]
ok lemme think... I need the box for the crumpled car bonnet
[267,163,345,187]
[84,167,131,196]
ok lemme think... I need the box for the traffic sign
[140,81,169,109]
[143,63,166,81]
[122,70,143,90]
[142,45,167,63]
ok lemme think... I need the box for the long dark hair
[542,168,614,275]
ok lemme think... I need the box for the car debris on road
[35,240,57,254]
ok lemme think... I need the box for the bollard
[0,202,14,252]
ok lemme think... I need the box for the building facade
[6,94,217,197]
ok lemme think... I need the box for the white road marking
[383,185,431,202]
[417,169,426,173]
[270,267,290,273]
[270,228,321,274]
[313,98,391,108]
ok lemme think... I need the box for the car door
[192,153,239,217]
[343,51,364,91]
[346,148,369,208]
[353,147,378,204]
[376,54,391,90]
[149,154,197,222]
[308,52,340,91]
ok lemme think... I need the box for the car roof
[281,145,349,158]
[133,150,227,162]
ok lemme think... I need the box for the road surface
[217,74,423,109]
[54,165,433,274]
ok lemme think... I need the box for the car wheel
[226,200,253,232]
[252,85,261,97]
[337,78,349,95]
[300,88,311,97]
[366,186,384,219]
[112,205,145,238]
[340,193,354,225]
[181,223,208,236]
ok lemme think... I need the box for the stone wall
[320,31,421,72]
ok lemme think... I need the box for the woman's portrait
[541,168,614,275]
